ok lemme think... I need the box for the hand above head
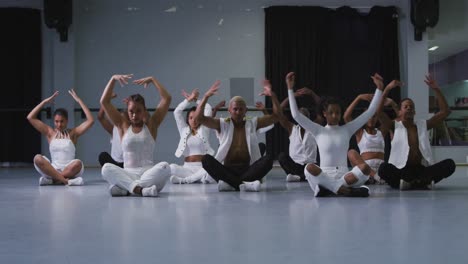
[204,80,220,98]
[359,93,374,102]
[214,100,226,110]
[182,88,199,102]
[255,101,266,110]
[385,79,403,90]
[112,74,133,87]
[259,80,274,97]
[384,97,396,106]
[285,72,295,90]
[371,73,384,90]
[424,74,439,90]
[43,91,59,104]
[295,87,314,97]
[133,76,154,89]
[68,89,82,102]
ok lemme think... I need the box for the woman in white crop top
[100,74,172,197]
[27,89,94,186]
[287,72,385,197]
[344,80,401,184]
[170,88,216,184]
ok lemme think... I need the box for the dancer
[344,80,402,184]
[27,89,94,186]
[277,87,320,182]
[378,74,456,190]
[196,80,280,192]
[100,74,172,197]
[287,72,384,197]
[170,88,216,184]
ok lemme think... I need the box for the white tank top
[49,130,76,167]
[289,125,317,164]
[182,134,206,157]
[357,129,385,154]
[122,125,155,169]
[110,126,123,163]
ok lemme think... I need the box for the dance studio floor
[1,166,467,264]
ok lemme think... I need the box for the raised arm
[174,89,198,131]
[100,74,133,129]
[98,106,114,135]
[26,91,58,138]
[195,80,221,132]
[286,72,322,135]
[345,73,384,133]
[257,80,280,129]
[377,80,402,135]
[343,93,373,123]
[69,89,94,139]
[133,77,172,132]
[211,100,226,118]
[425,74,451,130]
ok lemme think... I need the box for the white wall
[4,0,437,166]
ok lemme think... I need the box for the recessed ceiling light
[428,46,439,51]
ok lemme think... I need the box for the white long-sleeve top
[174,99,215,158]
[288,88,383,168]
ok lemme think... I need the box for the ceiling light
[428,46,439,51]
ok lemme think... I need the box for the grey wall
[430,48,468,86]
[5,0,437,166]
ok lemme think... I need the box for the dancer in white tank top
[100,74,172,197]
[277,87,321,182]
[287,72,384,197]
[170,88,216,184]
[27,89,94,186]
[344,80,402,184]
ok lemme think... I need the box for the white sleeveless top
[388,120,434,168]
[49,130,76,167]
[110,126,123,163]
[289,125,317,164]
[357,129,385,154]
[122,125,155,169]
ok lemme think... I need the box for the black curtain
[0,8,42,163]
[265,6,400,158]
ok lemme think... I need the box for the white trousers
[169,162,215,184]
[304,166,369,196]
[102,162,171,194]
[34,155,84,179]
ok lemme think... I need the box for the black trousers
[98,152,124,168]
[378,159,456,189]
[277,152,306,181]
[202,154,273,190]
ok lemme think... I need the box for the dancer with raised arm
[170,88,216,184]
[287,72,384,197]
[196,80,280,192]
[100,74,172,197]
[27,89,94,186]
[378,74,456,190]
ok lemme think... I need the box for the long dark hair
[186,106,197,124]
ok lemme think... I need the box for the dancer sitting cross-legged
[100,74,172,197]
[287,72,384,197]
[27,89,94,186]
[169,88,216,184]
[196,80,281,192]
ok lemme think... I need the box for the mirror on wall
[427,1,468,146]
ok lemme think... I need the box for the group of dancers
[27,72,456,197]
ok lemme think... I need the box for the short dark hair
[53,108,68,119]
[321,97,342,112]
[399,98,413,108]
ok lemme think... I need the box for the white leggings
[169,162,215,184]
[102,162,171,194]
[304,166,369,196]
[34,155,84,179]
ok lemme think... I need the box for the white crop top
[182,134,206,157]
[49,130,76,167]
[357,129,385,154]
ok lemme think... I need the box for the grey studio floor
[1,166,468,264]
